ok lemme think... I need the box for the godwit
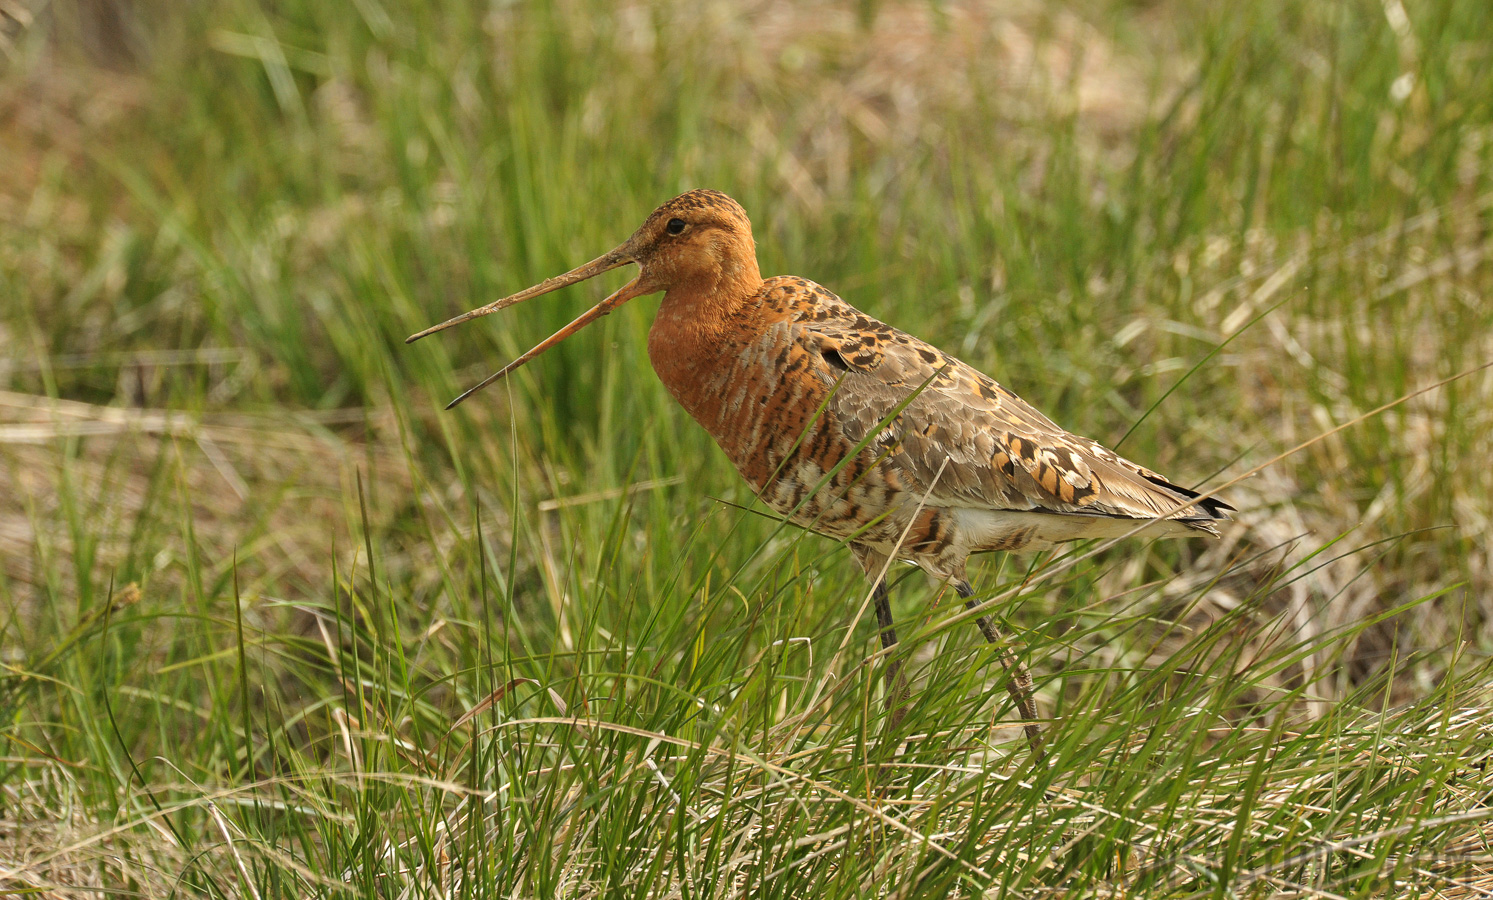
[408,189,1231,756]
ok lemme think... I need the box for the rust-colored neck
[651,227,763,337]
[646,230,765,406]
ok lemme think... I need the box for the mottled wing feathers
[769,277,1231,530]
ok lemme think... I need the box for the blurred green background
[1,0,1491,895]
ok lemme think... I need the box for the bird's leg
[873,576,911,733]
[956,580,1044,761]
[852,545,911,735]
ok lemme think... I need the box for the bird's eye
[665,218,687,235]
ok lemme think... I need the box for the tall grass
[0,0,1490,895]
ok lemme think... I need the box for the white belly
[950,507,1199,554]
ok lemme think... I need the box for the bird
[407,189,1232,758]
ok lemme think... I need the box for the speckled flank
[627,189,1231,585]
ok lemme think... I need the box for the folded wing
[795,288,1231,531]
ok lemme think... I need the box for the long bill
[404,246,649,410]
[406,247,630,344]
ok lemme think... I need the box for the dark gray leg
[956,580,1044,761]
[873,576,911,732]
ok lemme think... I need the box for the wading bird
[408,190,1231,757]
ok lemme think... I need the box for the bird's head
[407,189,759,408]
[624,189,759,298]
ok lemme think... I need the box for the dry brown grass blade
[448,678,539,733]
